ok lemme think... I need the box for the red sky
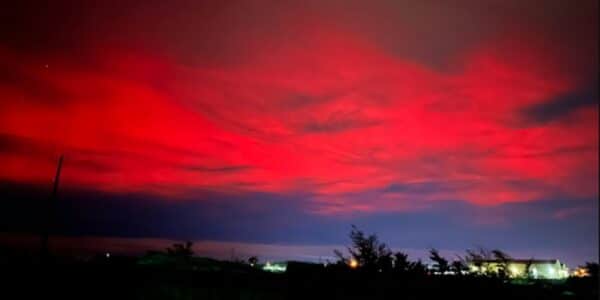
[0,0,598,265]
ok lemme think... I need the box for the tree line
[332,225,598,279]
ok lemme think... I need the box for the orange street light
[349,259,359,269]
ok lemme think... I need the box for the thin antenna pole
[41,154,64,264]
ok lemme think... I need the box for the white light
[105,252,110,258]
[509,265,519,277]
[262,263,286,273]
[548,267,555,277]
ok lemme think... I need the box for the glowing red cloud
[0,29,597,213]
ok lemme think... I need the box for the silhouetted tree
[584,262,599,278]
[166,241,194,259]
[333,249,348,265]
[451,255,468,275]
[248,256,258,266]
[393,251,411,273]
[466,247,494,276]
[492,249,511,279]
[408,259,428,276]
[429,248,449,274]
[335,225,393,272]
[377,252,394,273]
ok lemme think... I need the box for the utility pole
[41,154,64,264]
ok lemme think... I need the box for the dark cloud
[5,0,596,69]
[0,64,71,105]
[0,134,36,154]
[301,112,381,133]
[383,180,473,194]
[278,93,338,110]
[0,133,55,158]
[522,84,598,124]
[184,165,253,173]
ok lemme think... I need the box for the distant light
[105,252,110,258]
[44,64,49,68]
[573,267,590,278]
[262,262,286,273]
[349,259,358,269]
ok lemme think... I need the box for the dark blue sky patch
[1,182,596,266]
[521,84,598,124]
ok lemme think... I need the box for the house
[468,259,569,279]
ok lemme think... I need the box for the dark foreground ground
[2,256,598,300]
